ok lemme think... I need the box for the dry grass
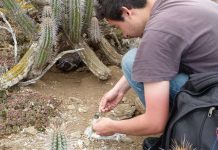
[171,138,196,150]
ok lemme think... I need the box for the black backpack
[153,72,218,150]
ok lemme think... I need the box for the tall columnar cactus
[68,0,84,43]
[89,16,102,43]
[51,131,68,150]
[82,0,93,33]
[2,0,36,38]
[31,6,57,75]
[50,0,62,23]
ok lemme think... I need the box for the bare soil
[0,66,145,150]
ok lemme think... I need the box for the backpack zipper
[208,107,216,117]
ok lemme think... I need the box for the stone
[78,106,88,113]
[22,126,37,135]
[108,103,136,120]
[68,104,76,110]
[71,131,82,139]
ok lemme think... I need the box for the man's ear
[121,7,132,18]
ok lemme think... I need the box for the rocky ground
[0,66,146,150]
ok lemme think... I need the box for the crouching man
[92,0,218,149]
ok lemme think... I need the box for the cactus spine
[51,131,68,150]
[2,0,36,37]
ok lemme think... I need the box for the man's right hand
[99,75,130,112]
[99,88,124,112]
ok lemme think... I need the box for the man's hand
[99,89,124,112]
[92,117,115,136]
[99,76,130,112]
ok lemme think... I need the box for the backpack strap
[182,72,218,92]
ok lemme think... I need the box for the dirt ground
[0,66,145,150]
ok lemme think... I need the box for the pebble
[78,106,88,113]
[71,131,82,139]
[77,139,85,149]
[68,104,76,110]
[69,97,82,104]
[22,126,38,135]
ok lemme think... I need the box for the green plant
[31,5,57,76]
[2,0,36,38]
[0,90,7,104]
[51,131,68,150]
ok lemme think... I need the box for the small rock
[107,103,136,120]
[69,97,81,104]
[77,139,85,149]
[22,126,37,135]
[71,131,82,138]
[78,106,88,113]
[83,138,90,147]
[68,104,76,110]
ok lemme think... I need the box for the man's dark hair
[95,0,147,21]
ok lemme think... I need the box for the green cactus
[82,0,93,33]
[89,16,102,43]
[68,0,83,43]
[2,0,36,38]
[32,6,57,72]
[50,0,62,23]
[51,131,68,150]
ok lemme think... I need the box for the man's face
[106,7,149,38]
[107,19,145,38]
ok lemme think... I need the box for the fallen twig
[20,48,84,86]
[0,11,18,63]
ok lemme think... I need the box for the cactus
[89,16,102,43]
[82,0,93,33]
[51,131,68,150]
[98,37,122,65]
[2,0,36,38]
[0,43,37,90]
[50,0,62,23]
[68,0,84,43]
[77,40,111,80]
[31,6,57,76]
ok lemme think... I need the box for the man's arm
[113,81,170,135]
[94,81,170,136]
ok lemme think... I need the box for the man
[93,0,218,148]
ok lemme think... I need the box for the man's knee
[121,48,137,72]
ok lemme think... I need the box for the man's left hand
[92,117,115,136]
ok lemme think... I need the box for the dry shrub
[0,89,61,137]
